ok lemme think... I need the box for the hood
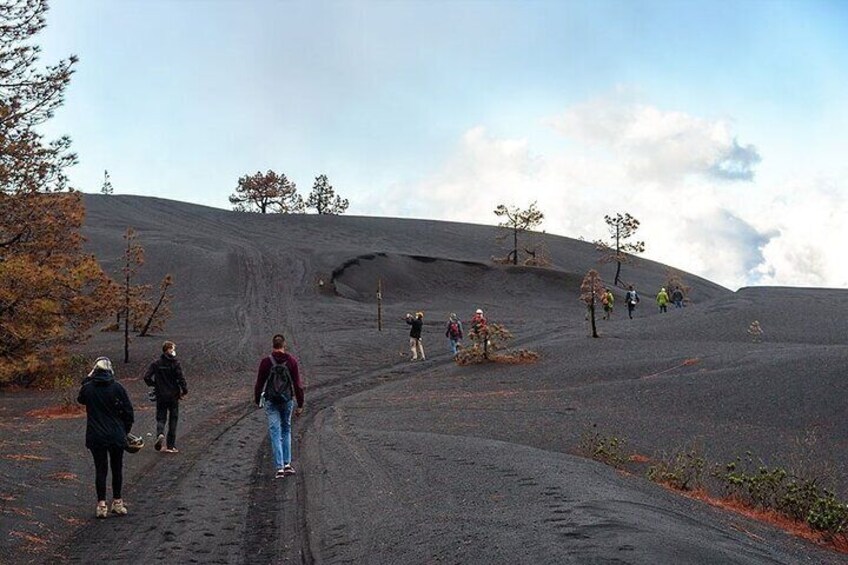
[91,369,115,385]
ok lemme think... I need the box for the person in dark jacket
[445,313,463,356]
[254,334,305,478]
[77,357,134,518]
[144,341,188,453]
[405,311,425,361]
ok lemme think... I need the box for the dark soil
[1,194,846,564]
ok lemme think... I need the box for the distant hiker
[405,311,425,361]
[656,288,669,313]
[625,285,640,319]
[672,286,685,309]
[470,308,489,357]
[254,334,305,478]
[602,288,615,320]
[445,313,463,356]
[144,341,188,454]
[77,357,134,519]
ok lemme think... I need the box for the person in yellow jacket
[601,288,615,320]
[656,288,669,313]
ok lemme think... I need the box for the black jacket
[77,369,134,450]
[406,317,423,339]
[144,354,188,402]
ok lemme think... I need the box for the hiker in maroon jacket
[254,334,305,478]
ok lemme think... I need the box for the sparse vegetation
[100,170,113,195]
[712,453,848,536]
[595,212,645,287]
[647,444,706,491]
[577,428,628,468]
[494,201,544,265]
[580,269,605,338]
[748,320,764,342]
[306,174,349,215]
[229,169,305,213]
[455,322,538,365]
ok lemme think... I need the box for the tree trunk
[614,223,621,286]
[124,270,130,363]
[590,292,599,338]
[377,278,383,332]
[513,228,518,265]
[139,286,168,337]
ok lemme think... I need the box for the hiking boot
[163,447,179,453]
[275,468,286,479]
[282,464,296,476]
[95,503,108,519]
[154,434,165,451]
[110,500,127,517]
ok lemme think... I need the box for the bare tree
[138,274,174,337]
[306,174,349,214]
[229,170,304,213]
[122,228,144,363]
[595,212,645,287]
[580,269,605,338]
[494,201,544,265]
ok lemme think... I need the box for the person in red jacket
[254,334,305,478]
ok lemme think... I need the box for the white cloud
[392,97,844,290]
[547,98,761,183]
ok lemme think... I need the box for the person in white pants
[405,311,425,360]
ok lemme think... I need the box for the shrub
[577,428,628,469]
[712,452,848,535]
[647,445,706,491]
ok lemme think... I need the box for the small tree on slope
[494,201,544,265]
[580,269,605,338]
[595,212,645,287]
[306,174,349,215]
[229,170,304,213]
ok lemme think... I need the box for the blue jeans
[264,398,294,469]
[674,300,683,309]
[448,338,460,355]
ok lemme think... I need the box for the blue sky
[38,0,848,289]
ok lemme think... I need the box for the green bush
[712,452,848,535]
[647,446,706,491]
[577,429,627,469]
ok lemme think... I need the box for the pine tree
[494,202,544,265]
[595,212,645,287]
[1,1,116,385]
[306,174,349,214]
[100,170,113,194]
[228,170,304,213]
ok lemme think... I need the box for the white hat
[475,309,483,314]
[88,356,113,377]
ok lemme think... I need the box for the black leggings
[90,446,124,501]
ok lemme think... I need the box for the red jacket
[254,351,304,407]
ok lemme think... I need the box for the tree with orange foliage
[0,1,116,385]
[229,170,305,213]
[580,269,606,338]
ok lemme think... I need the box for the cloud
[547,99,761,183]
[391,96,843,290]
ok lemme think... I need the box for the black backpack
[264,355,293,403]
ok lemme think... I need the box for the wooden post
[377,278,383,331]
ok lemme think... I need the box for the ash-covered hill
[2,194,844,564]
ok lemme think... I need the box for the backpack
[448,321,460,339]
[264,355,293,403]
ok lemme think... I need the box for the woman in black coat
[77,357,134,518]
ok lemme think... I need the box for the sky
[36,0,848,290]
